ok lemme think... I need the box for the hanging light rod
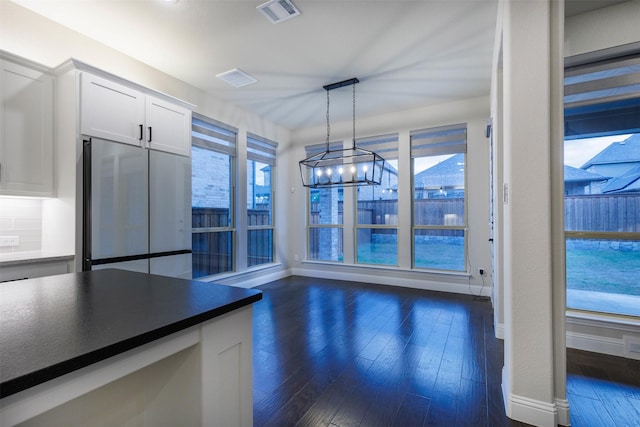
[299,77,385,188]
[323,77,359,91]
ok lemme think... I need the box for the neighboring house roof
[601,164,640,193]
[581,134,640,169]
[414,153,464,188]
[563,165,609,183]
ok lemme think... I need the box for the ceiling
[10,0,628,130]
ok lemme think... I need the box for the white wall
[565,0,640,58]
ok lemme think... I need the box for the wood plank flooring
[252,276,640,426]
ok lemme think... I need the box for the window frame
[191,113,237,278]
[563,53,640,318]
[305,141,345,262]
[410,123,468,272]
[246,133,278,267]
[353,133,399,267]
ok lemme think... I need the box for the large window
[355,134,399,266]
[564,55,640,317]
[411,124,467,271]
[247,133,277,267]
[191,114,236,278]
[306,142,344,261]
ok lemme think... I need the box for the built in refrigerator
[82,137,192,279]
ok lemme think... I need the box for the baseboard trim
[566,330,624,357]
[291,266,490,297]
[502,367,564,427]
[504,391,558,427]
[207,266,291,289]
[555,398,571,426]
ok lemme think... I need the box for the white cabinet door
[146,95,191,157]
[80,72,145,146]
[0,58,54,196]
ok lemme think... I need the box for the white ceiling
[10,0,627,130]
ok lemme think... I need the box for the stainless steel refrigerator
[82,138,192,279]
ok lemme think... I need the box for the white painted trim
[495,322,505,339]
[202,265,291,289]
[291,266,491,297]
[566,331,624,357]
[503,367,562,427]
[555,398,571,427]
[504,391,558,427]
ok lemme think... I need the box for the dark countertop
[0,269,262,398]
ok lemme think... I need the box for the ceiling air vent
[216,68,258,88]
[257,0,300,24]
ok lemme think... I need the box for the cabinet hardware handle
[139,124,143,141]
[148,126,152,143]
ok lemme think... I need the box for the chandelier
[299,78,385,188]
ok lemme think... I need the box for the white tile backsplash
[0,198,43,253]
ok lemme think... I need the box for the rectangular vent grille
[257,0,300,24]
[216,68,258,88]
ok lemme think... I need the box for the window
[355,134,399,266]
[564,54,640,317]
[411,124,467,271]
[306,142,344,261]
[191,114,236,278]
[247,133,277,267]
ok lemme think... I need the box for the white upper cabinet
[0,55,54,196]
[80,73,145,147]
[80,71,192,157]
[145,95,191,156]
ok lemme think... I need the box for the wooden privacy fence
[565,194,640,232]
[192,207,273,277]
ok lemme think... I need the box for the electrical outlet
[478,267,485,276]
[624,336,640,360]
[0,236,19,247]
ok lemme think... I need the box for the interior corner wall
[489,0,505,340]
[501,0,559,425]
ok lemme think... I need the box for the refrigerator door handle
[148,126,152,143]
[139,124,143,141]
[82,138,92,272]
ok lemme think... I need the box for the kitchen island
[0,269,262,426]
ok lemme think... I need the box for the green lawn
[358,241,465,271]
[566,248,640,296]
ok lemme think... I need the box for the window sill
[300,259,471,278]
[566,309,640,330]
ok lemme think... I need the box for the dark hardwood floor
[252,276,640,427]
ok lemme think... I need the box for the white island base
[0,306,254,427]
